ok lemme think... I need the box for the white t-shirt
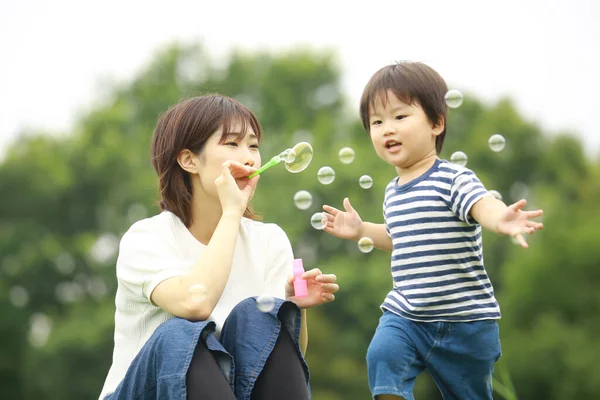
[99,211,293,399]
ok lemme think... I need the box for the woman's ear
[176,149,200,174]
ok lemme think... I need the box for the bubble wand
[248,142,313,178]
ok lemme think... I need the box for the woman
[99,94,339,400]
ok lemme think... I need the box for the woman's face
[195,121,262,196]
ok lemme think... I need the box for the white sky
[1,0,599,159]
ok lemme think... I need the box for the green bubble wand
[248,142,314,178]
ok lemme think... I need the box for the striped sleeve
[383,200,391,236]
[449,170,489,225]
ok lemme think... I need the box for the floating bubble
[256,294,276,313]
[359,175,373,189]
[450,151,468,167]
[338,147,355,164]
[445,89,464,108]
[317,166,335,185]
[358,237,374,253]
[489,190,502,200]
[488,134,506,152]
[293,190,313,210]
[189,284,207,303]
[285,142,313,173]
[279,148,296,164]
[310,212,327,230]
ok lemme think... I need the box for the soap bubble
[450,151,468,167]
[293,190,313,210]
[359,175,373,189]
[285,142,313,173]
[488,134,506,152]
[445,89,464,108]
[280,148,297,163]
[358,237,374,253]
[489,190,502,200]
[317,166,335,185]
[256,294,276,312]
[189,284,207,303]
[310,212,327,230]
[338,147,355,164]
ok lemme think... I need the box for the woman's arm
[150,211,243,321]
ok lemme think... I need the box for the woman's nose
[244,156,255,167]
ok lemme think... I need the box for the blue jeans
[105,297,310,400]
[366,311,501,400]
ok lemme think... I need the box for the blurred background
[1,0,599,399]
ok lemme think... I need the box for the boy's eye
[396,115,406,120]
[371,120,382,126]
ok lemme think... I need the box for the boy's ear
[177,149,200,174]
[432,116,445,137]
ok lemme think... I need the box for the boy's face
[368,90,442,171]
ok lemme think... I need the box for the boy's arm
[470,196,544,247]
[469,196,507,233]
[361,222,393,252]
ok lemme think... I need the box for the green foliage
[1,41,598,399]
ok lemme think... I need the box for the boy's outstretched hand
[322,197,364,241]
[496,199,544,248]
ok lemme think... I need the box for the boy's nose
[383,125,396,136]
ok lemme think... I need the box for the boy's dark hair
[150,94,263,227]
[359,61,448,154]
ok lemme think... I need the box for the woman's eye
[250,144,259,149]
[225,142,238,147]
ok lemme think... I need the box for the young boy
[322,62,543,400]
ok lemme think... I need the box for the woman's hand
[285,268,339,308]
[215,160,259,216]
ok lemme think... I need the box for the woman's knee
[150,317,209,355]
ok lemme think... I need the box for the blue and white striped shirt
[381,159,501,322]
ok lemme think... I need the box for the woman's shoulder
[122,211,181,245]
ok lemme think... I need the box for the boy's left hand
[496,199,544,248]
[285,268,339,309]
